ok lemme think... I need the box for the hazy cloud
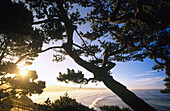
[133,70,157,77]
[133,77,164,85]
[133,73,152,77]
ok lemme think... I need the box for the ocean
[30,89,170,111]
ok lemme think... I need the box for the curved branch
[83,77,98,84]
[63,43,99,74]
[15,46,63,64]
[73,43,86,51]
[75,29,88,49]
[144,46,168,61]
[153,57,165,66]
[32,18,59,25]
[75,30,98,59]
[102,43,126,67]
[41,46,63,53]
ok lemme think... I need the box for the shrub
[100,105,132,111]
[37,93,94,111]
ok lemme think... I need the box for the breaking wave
[89,97,104,111]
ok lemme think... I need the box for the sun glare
[20,69,28,76]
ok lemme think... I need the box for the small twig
[73,43,98,60]
[75,29,88,49]
[75,30,98,59]
[73,43,86,51]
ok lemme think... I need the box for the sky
[25,42,166,89]
[21,3,167,90]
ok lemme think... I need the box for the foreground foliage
[0,89,13,111]
[100,105,132,111]
[36,93,132,111]
[161,78,170,93]
[36,93,94,111]
[0,0,45,110]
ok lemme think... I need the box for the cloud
[133,70,157,77]
[133,73,151,77]
[147,70,157,73]
[133,77,164,85]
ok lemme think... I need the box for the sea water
[30,89,170,111]
[69,89,170,111]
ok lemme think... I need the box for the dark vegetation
[0,0,169,111]
[0,89,13,111]
[35,93,131,111]
[0,0,45,110]
[38,93,94,111]
[100,105,131,111]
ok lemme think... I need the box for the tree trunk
[101,75,157,111]
[165,60,170,78]
[63,39,157,111]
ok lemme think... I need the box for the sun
[20,68,28,76]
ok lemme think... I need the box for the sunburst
[19,68,28,76]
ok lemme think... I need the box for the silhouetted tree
[83,0,170,92]
[2,0,169,110]
[84,0,169,78]
[0,89,14,111]
[0,0,46,110]
[161,78,170,93]
[19,0,167,110]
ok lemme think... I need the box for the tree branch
[102,43,126,68]
[73,43,95,56]
[73,43,86,51]
[84,77,98,83]
[153,57,165,66]
[104,62,116,71]
[0,73,8,85]
[144,46,168,61]
[40,46,63,53]
[109,0,123,22]
[15,45,63,64]
[56,0,75,46]
[106,28,128,44]
[32,18,60,25]
[110,43,127,56]
[62,43,99,74]
[75,30,98,59]
[0,40,9,63]
[75,30,88,49]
